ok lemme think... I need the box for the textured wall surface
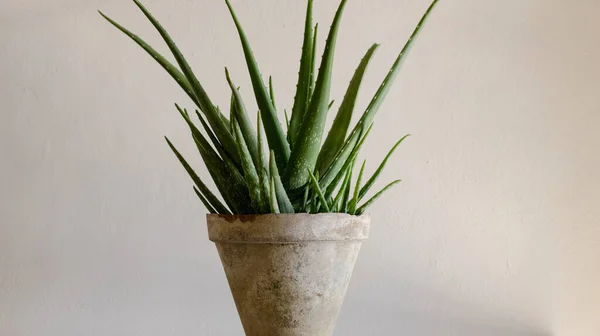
[1,0,599,335]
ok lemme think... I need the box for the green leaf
[285,0,349,190]
[180,104,242,175]
[331,163,352,212]
[323,123,373,197]
[165,137,230,214]
[98,11,196,104]
[310,171,319,213]
[225,68,260,168]
[315,44,379,174]
[340,158,355,213]
[215,105,230,132]
[193,131,251,214]
[288,0,314,148]
[256,112,271,212]
[319,0,440,190]
[269,176,280,214]
[269,76,277,110]
[193,109,228,161]
[225,0,290,171]
[308,24,319,100]
[130,0,239,165]
[233,119,262,213]
[284,109,290,132]
[175,106,251,213]
[219,108,230,128]
[229,91,236,132]
[348,159,366,214]
[330,186,343,212]
[193,186,217,214]
[308,169,330,213]
[269,151,295,213]
[356,180,402,215]
[357,0,441,131]
[359,134,409,201]
[302,181,310,213]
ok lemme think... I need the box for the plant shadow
[336,266,552,336]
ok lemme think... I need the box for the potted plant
[100,0,440,334]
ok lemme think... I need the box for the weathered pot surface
[208,213,370,336]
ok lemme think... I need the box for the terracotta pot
[208,213,370,336]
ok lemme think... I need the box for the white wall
[1,0,599,335]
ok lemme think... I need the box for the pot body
[208,213,370,336]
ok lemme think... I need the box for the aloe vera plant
[100,0,440,215]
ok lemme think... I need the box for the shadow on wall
[337,271,552,336]
[367,311,550,336]
[338,296,552,335]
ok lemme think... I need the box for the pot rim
[207,213,370,243]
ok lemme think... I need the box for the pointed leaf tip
[359,134,409,201]
[316,43,380,174]
[285,0,350,190]
[225,0,290,170]
[356,179,402,215]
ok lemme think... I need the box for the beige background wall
[1,0,599,335]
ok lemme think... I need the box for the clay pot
[208,213,370,336]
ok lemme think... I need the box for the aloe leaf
[193,186,217,214]
[324,123,373,198]
[330,183,344,212]
[216,105,230,131]
[192,131,251,214]
[256,112,270,212]
[269,176,280,214]
[316,44,379,174]
[225,68,260,167]
[331,163,351,212]
[98,11,197,103]
[180,104,242,174]
[359,134,409,201]
[175,106,250,213]
[219,109,230,127]
[308,24,319,100]
[178,105,227,163]
[285,0,349,190]
[233,120,262,212]
[284,109,290,132]
[225,0,290,171]
[193,109,235,166]
[229,110,236,134]
[319,0,440,189]
[340,157,355,212]
[269,151,294,213]
[288,0,314,148]
[319,131,354,191]
[269,76,277,110]
[302,182,310,213]
[356,180,402,215]
[229,91,236,132]
[165,137,230,214]
[310,171,319,213]
[348,160,366,214]
[180,107,190,121]
[355,0,440,132]
[308,169,330,213]
[130,0,239,165]
[310,194,318,213]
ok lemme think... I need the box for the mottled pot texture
[207,213,370,336]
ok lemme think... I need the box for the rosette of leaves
[100,0,440,215]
